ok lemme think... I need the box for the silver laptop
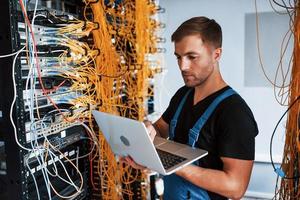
[92,110,208,175]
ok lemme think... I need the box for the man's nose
[179,59,190,71]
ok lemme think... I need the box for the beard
[182,72,212,88]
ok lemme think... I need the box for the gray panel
[244,12,292,87]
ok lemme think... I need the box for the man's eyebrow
[174,51,199,56]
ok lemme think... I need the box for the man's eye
[188,56,196,60]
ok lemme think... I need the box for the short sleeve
[217,96,258,160]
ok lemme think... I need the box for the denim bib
[163,88,236,200]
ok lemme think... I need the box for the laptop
[92,110,208,175]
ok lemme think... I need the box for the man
[125,16,258,200]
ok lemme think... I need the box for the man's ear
[214,47,222,62]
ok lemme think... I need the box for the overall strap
[169,89,192,140]
[188,89,237,147]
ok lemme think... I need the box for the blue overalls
[163,88,237,200]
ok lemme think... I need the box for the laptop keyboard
[156,149,187,170]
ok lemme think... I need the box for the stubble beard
[182,68,215,88]
[184,78,206,88]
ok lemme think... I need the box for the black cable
[272,0,296,9]
[270,95,300,179]
[288,0,296,8]
[280,0,296,25]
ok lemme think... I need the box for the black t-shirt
[162,86,258,200]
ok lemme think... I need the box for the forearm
[175,165,247,199]
[153,118,169,139]
[152,123,167,138]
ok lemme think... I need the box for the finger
[149,127,156,141]
[142,168,152,174]
[125,156,140,169]
[119,157,127,164]
[144,121,155,132]
[143,123,156,141]
[126,156,138,167]
[127,156,147,170]
[143,120,151,127]
[124,156,133,165]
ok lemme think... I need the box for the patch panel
[24,91,82,111]
[25,121,81,143]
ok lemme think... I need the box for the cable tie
[275,168,285,178]
[82,21,87,30]
[95,48,100,56]
[93,22,100,30]
[156,6,166,13]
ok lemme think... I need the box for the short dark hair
[171,16,222,48]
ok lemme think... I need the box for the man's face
[174,34,221,87]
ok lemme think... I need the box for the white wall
[154,0,290,198]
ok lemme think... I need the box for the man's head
[172,16,222,49]
[172,17,223,88]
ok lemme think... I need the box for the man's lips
[182,72,193,76]
[182,74,193,78]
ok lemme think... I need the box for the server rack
[0,1,90,199]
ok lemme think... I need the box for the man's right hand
[119,156,146,169]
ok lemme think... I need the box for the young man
[125,16,258,200]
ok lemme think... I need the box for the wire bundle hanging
[67,0,164,199]
[275,1,300,199]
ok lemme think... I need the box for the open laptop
[92,110,208,175]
